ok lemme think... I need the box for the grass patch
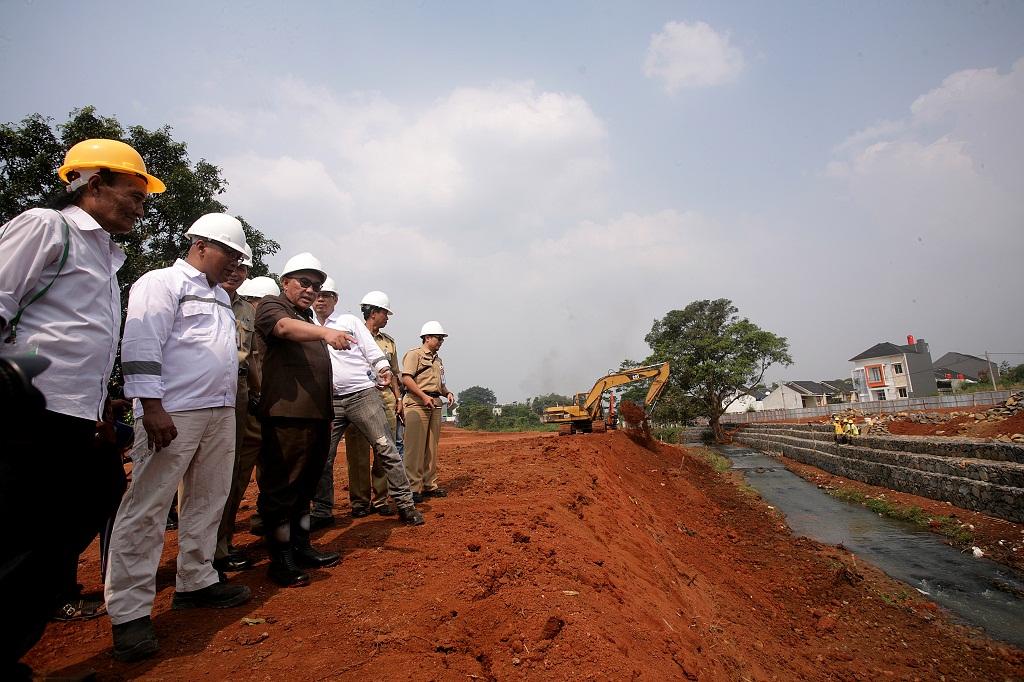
[689,447,731,473]
[826,488,973,544]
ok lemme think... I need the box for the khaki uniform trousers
[105,406,234,625]
[216,381,262,559]
[344,393,396,511]
[402,399,441,493]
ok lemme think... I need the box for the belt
[238,366,248,377]
[425,391,442,397]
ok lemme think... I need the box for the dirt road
[28,428,1024,680]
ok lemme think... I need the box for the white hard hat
[245,276,281,298]
[281,252,326,280]
[320,276,338,296]
[360,290,393,314]
[186,213,249,256]
[420,320,447,337]
[236,279,255,297]
[240,242,253,268]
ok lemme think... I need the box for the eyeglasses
[294,277,323,292]
[206,240,244,264]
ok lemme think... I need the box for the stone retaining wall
[734,424,1024,524]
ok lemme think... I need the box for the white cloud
[643,20,744,93]
[827,58,1024,245]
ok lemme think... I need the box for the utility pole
[985,351,998,392]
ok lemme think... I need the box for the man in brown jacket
[255,253,354,587]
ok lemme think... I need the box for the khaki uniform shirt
[231,295,256,371]
[255,294,333,420]
[401,346,448,406]
[374,329,400,410]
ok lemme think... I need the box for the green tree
[458,385,497,406]
[1,106,280,304]
[457,403,495,429]
[644,299,792,442]
[529,392,573,415]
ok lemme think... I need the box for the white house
[723,387,771,414]
[849,335,937,401]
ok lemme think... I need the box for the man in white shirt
[104,213,253,663]
[0,139,162,677]
[311,276,338,326]
[311,293,424,528]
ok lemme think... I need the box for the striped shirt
[122,258,238,416]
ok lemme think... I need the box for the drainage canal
[715,444,1024,649]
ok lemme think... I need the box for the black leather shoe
[112,616,159,662]
[351,507,371,518]
[213,552,252,573]
[172,582,252,610]
[423,487,448,498]
[268,546,310,587]
[411,492,424,504]
[398,507,425,526]
[373,503,395,516]
[309,515,336,530]
[293,543,341,569]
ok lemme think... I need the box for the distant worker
[213,248,257,577]
[832,415,845,443]
[105,213,253,663]
[336,292,404,518]
[401,322,456,503]
[0,139,163,676]
[843,418,860,438]
[310,288,423,527]
[255,253,354,587]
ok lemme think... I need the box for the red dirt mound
[26,428,1023,680]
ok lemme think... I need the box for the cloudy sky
[2,2,1022,401]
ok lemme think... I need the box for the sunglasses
[293,277,323,292]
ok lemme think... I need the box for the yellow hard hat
[58,139,166,193]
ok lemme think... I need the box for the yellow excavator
[540,362,670,435]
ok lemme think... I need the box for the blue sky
[3,2,1022,400]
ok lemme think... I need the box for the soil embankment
[28,428,1024,680]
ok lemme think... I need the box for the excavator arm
[581,362,671,417]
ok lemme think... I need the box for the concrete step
[735,432,1024,489]
[736,424,1024,464]
[734,434,1024,524]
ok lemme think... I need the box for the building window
[898,387,907,398]
[865,364,886,387]
[893,362,904,375]
[875,390,887,401]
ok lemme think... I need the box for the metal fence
[720,390,1013,424]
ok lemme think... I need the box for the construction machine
[540,362,670,435]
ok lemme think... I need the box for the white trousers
[104,407,234,624]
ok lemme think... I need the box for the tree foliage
[1,107,280,307]
[528,392,573,415]
[644,299,792,441]
[457,385,497,406]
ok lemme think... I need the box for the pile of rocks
[863,391,1024,442]
[971,391,1023,421]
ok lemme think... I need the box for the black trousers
[0,410,126,672]
[257,417,330,534]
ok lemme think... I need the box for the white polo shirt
[325,313,390,396]
[122,259,238,416]
[0,206,124,421]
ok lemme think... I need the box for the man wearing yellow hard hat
[0,139,163,676]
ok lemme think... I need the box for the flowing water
[715,444,1024,648]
